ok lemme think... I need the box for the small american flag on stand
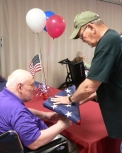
[29,54,41,76]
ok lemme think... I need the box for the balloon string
[37,33,46,85]
[47,34,50,85]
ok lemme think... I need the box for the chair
[58,58,73,89]
[68,61,86,88]
[58,58,86,89]
[0,130,69,153]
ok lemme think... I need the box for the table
[25,86,121,153]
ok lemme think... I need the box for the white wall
[0,0,122,87]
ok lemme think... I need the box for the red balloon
[46,15,66,38]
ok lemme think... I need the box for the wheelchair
[58,58,86,89]
[0,130,69,153]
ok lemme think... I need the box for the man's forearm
[28,108,46,119]
[79,92,97,105]
[71,81,94,102]
[71,79,100,103]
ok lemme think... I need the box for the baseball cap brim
[69,27,80,39]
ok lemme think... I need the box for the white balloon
[26,8,46,33]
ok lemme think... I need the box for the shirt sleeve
[87,50,116,83]
[10,107,48,146]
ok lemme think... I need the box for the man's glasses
[79,26,87,39]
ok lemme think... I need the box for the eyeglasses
[79,26,87,39]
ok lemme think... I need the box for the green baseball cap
[69,11,100,39]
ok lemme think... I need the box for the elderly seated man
[0,69,72,151]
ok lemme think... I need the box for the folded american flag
[43,85,81,125]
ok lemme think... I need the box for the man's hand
[58,115,72,128]
[50,95,70,105]
[44,112,59,121]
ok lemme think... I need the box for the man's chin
[24,97,33,102]
[86,42,92,47]
[88,43,96,48]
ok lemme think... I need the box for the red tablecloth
[25,87,121,153]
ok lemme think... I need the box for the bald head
[6,69,35,101]
[6,69,33,88]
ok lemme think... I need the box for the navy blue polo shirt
[0,87,48,146]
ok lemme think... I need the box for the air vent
[99,0,122,5]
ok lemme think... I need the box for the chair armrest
[26,137,67,153]
[0,131,10,139]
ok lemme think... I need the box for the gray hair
[81,18,104,30]
[90,18,104,25]
[76,51,83,57]
[6,69,33,88]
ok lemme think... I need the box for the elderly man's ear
[87,23,96,34]
[17,83,23,92]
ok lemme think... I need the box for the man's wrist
[68,95,74,104]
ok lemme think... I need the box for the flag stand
[37,33,48,100]
[37,33,46,85]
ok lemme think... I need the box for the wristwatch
[68,95,74,104]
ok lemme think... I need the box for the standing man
[51,11,122,151]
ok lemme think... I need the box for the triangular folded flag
[43,85,81,125]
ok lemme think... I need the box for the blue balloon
[44,11,55,32]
